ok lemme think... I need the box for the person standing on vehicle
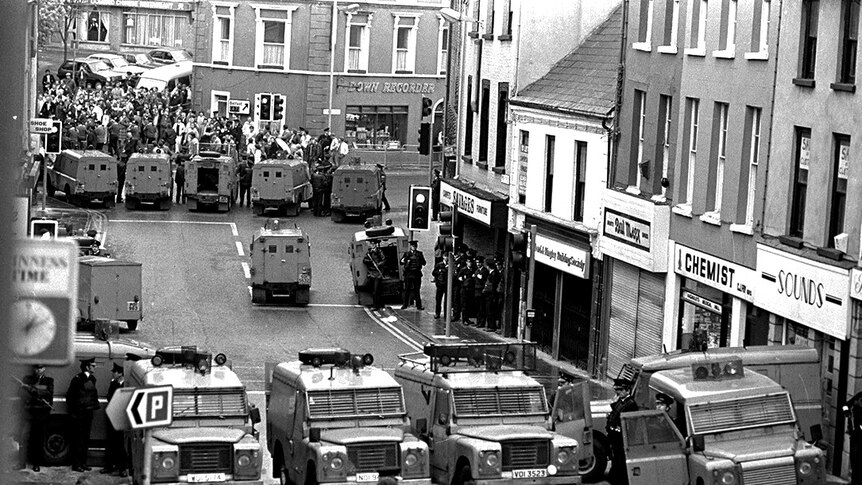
[19,364,54,472]
[400,240,426,310]
[67,358,100,472]
[363,239,388,310]
[101,363,127,477]
[431,258,448,319]
[174,156,186,204]
[238,159,253,207]
[376,164,391,211]
[607,378,638,485]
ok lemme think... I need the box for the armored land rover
[47,149,118,207]
[185,150,238,212]
[250,158,312,216]
[265,348,432,485]
[249,219,311,304]
[124,150,173,210]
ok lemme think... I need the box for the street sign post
[126,385,173,429]
[10,238,78,365]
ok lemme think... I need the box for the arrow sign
[126,385,173,429]
[106,387,135,430]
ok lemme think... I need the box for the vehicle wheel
[187,199,197,211]
[290,204,301,217]
[41,417,73,466]
[251,288,267,304]
[105,197,116,208]
[295,287,310,306]
[159,199,171,211]
[126,319,138,331]
[253,205,264,216]
[452,461,476,485]
[330,211,345,223]
[581,433,610,483]
[125,198,137,210]
[304,463,318,485]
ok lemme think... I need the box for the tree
[37,0,78,60]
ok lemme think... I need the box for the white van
[134,60,192,92]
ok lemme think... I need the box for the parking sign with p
[126,385,173,429]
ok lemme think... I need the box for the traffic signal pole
[521,224,537,341]
[444,205,458,338]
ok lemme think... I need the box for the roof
[61,149,116,159]
[632,345,820,373]
[131,360,244,388]
[78,255,141,267]
[650,367,785,404]
[275,360,401,391]
[257,158,306,168]
[259,226,305,238]
[511,6,621,117]
[354,226,407,242]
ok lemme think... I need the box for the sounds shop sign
[756,244,850,340]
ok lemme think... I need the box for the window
[747,0,770,59]
[438,24,449,74]
[829,135,850,246]
[687,0,708,54]
[486,0,495,35]
[735,106,761,230]
[702,102,728,223]
[714,0,738,57]
[465,76,474,156]
[574,141,587,221]
[681,98,700,207]
[657,95,673,198]
[122,11,185,47]
[631,89,647,190]
[345,13,371,73]
[659,0,680,53]
[545,135,555,213]
[85,10,108,42]
[503,0,513,37]
[789,128,811,237]
[479,80,491,162]
[344,106,408,148]
[799,0,819,80]
[254,6,297,70]
[211,3,236,65]
[495,82,509,168]
[838,0,859,84]
[392,16,418,74]
[634,0,654,50]
[212,90,229,118]
[518,130,529,204]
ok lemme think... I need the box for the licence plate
[218,196,229,203]
[298,274,311,285]
[127,301,139,312]
[187,472,226,482]
[512,469,548,479]
[356,472,379,482]
[347,212,360,217]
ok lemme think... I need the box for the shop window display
[345,106,408,149]
[679,279,728,350]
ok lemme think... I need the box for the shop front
[525,217,594,370]
[599,188,670,379]
[439,178,507,254]
[672,243,757,350]
[754,243,852,475]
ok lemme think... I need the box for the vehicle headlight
[161,455,175,469]
[237,454,251,467]
[329,456,343,470]
[556,449,571,464]
[799,461,812,475]
[405,452,418,467]
[713,469,735,484]
[484,452,498,467]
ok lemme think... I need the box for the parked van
[124,149,172,210]
[250,158,312,216]
[134,61,192,92]
[47,149,118,207]
[330,163,383,222]
[77,256,143,330]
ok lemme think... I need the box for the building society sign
[440,182,492,226]
[532,234,590,279]
[756,244,849,339]
[675,244,755,302]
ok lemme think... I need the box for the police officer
[431,259,448,319]
[607,378,638,484]
[311,168,326,216]
[400,240,426,310]
[19,364,54,472]
[364,239,387,310]
[174,154,186,204]
[376,164,391,211]
[67,357,100,472]
[482,258,501,333]
[844,391,862,485]
[655,392,674,413]
[102,362,128,476]
[458,258,476,325]
[473,255,489,327]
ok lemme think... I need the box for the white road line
[230,222,238,236]
[241,262,251,279]
[236,241,245,256]
[307,303,366,308]
[110,220,237,226]
[365,308,422,351]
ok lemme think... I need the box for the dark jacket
[401,249,426,279]
[107,378,123,402]
[432,261,448,287]
[363,247,387,279]
[66,372,100,414]
[21,374,54,412]
[606,394,638,433]
[175,164,185,184]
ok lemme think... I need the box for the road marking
[249,303,366,310]
[365,308,422,351]
[111,220,237,226]
[241,262,251,279]
[308,303,366,308]
[229,222,238,236]
[236,241,245,256]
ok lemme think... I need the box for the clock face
[11,299,57,357]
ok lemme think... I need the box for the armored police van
[619,360,825,485]
[348,221,408,306]
[250,158,312,216]
[185,150,238,212]
[126,346,263,485]
[249,219,312,305]
[124,149,173,210]
[77,256,143,330]
[265,348,432,485]
[47,149,118,207]
[330,164,383,222]
[395,342,582,485]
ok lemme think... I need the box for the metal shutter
[635,271,665,358]
[607,260,639,378]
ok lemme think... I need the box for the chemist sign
[11,238,79,365]
[531,233,590,279]
[674,244,755,302]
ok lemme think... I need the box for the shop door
[607,261,638,378]
[532,263,556,354]
[559,272,591,369]
[634,272,664,359]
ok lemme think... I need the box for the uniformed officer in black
[66,357,100,472]
[431,259,448,319]
[400,240,426,310]
[844,391,862,485]
[607,377,638,484]
[363,239,388,310]
[19,364,54,472]
[101,362,128,477]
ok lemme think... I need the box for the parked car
[56,58,125,89]
[123,52,158,68]
[87,52,150,77]
[146,46,193,65]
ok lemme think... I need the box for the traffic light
[259,93,272,121]
[418,122,431,155]
[421,96,433,117]
[436,209,455,253]
[45,121,62,154]
[30,219,59,239]
[510,231,528,270]
[408,186,432,231]
[272,94,284,120]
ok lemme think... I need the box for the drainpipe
[608,0,628,188]
[759,0,782,236]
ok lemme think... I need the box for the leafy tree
[37,0,78,59]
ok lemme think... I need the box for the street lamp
[328,2,361,129]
